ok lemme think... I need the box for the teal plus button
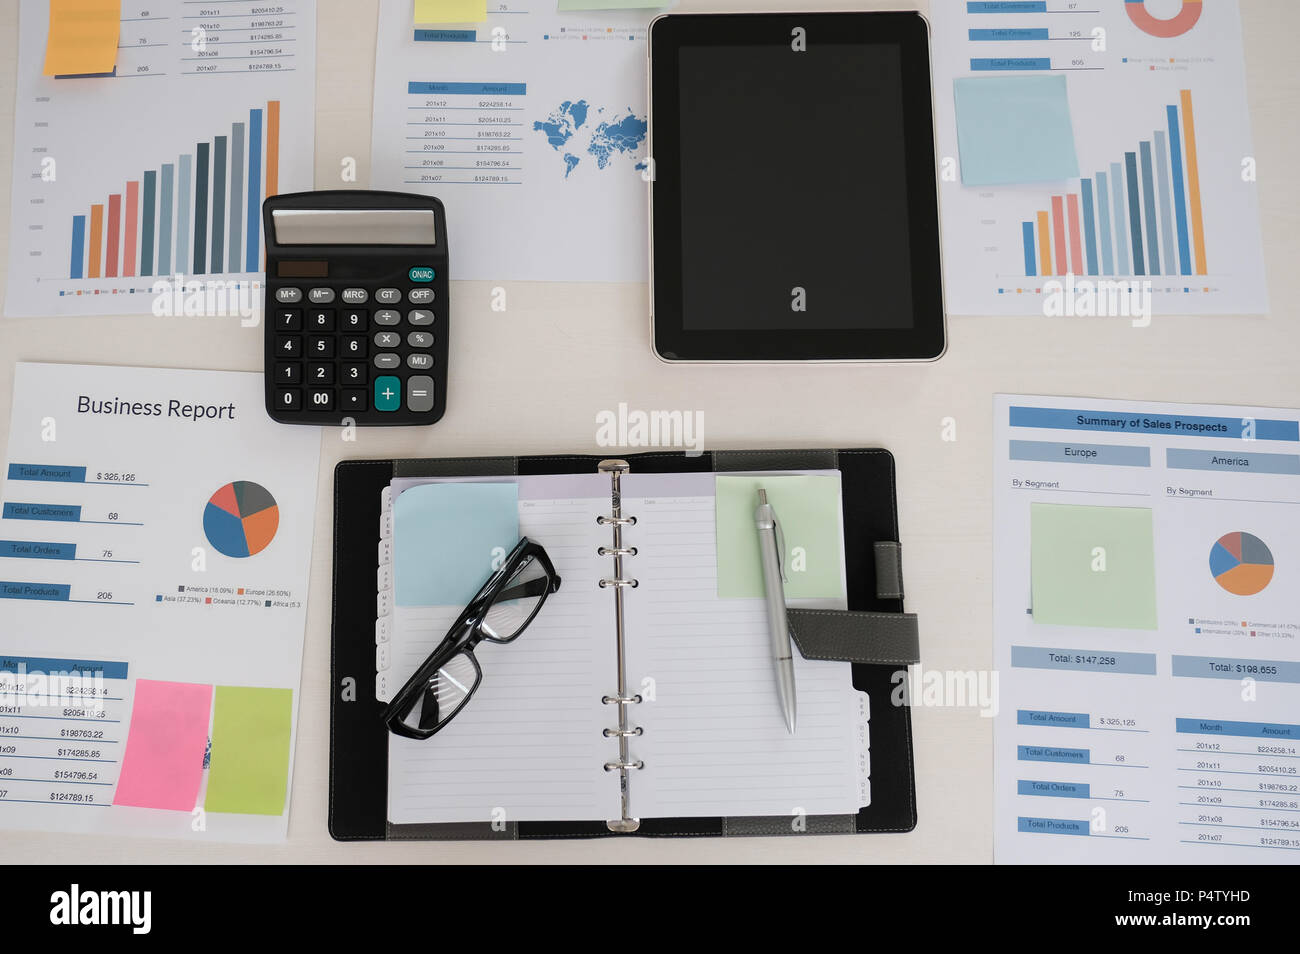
[374,375,401,412]
[408,266,435,282]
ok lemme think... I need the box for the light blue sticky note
[953,75,1080,186]
[393,483,519,606]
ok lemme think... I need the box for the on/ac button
[408,266,435,282]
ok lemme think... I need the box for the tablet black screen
[677,43,913,331]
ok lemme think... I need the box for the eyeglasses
[383,537,562,740]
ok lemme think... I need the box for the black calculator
[261,191,448,426]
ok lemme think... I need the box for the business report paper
[370,0,652,282]
[993,394,1300,863]
[5,0,317,317]
[933,0,1267,316]
[0,364,321,841]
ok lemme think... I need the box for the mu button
[374,375,401,412]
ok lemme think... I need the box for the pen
[755,488,796,733]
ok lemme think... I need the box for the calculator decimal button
[307,389,334,411]
[341,336,367,358]
[308,336,335,358]
[277,389,302,411]
[341,389,368,412]
[374,375,402,412]
[308,363,334,385]
[373,353,400,370]
[308,287,336,304]
[374,331,401,349]
[308,309,335,331]
[342,288,369,304]
[375,288,402,305]
[275,287,303,304]
[407,309,434,326]
[406,376,436,413]
[407,287,435,305]
[277,335,303,358]
[276,362,302,384]
[342,309,368,330]
[374,309,401,326]
[407,331,434,349]
[275,309,302,331]
[406,353,433,370]
[341,362,367,383]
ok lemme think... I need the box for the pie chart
[1209,532,1274,597]
[203,481,279,558]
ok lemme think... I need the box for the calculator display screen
[270,209,438,246]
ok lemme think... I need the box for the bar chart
[1020,90,1208,281]
[68,102,280,282]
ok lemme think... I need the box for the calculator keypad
[265,271,446,426]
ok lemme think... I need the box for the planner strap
[786,609,920,666]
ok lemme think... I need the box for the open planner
[331,449,919,840]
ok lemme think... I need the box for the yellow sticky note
[414,0,488,24]
[43,0,121,77]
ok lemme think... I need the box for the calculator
[261,191,448,426]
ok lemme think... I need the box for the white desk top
[0,0,1296,864]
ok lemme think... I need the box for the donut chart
[1209,532,1274,597]
[1124,0,1203,39]
[203,481,279,558]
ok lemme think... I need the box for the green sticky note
[715,475,844,599]
[1030,503,1157,630]
[204,686,293,816]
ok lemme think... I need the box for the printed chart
[4,0,317,316]
[934,0,1267,315]
[1209,531,1274,597]
[203,481,280,559]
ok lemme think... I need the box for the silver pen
[755,489,796,733]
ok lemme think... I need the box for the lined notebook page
[386,475,620,825]
[619,472,869,821]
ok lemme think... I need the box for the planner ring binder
[597,459,644,833]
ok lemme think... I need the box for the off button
[409,266,436,282]
[374,375,401,412]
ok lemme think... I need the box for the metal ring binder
[597,459,643,833]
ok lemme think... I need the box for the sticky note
[43,0,121,77]
[558,0,664,9]
[1030,503,1157,629]
[114,679,212,811]
[953,75,1080,186]
[414,0,487,24]
[715,475,844,599]
[394,482,519,606]
[204,686,292,816]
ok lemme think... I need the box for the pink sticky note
[113,679,213,811]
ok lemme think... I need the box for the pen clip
[773,513,788,584]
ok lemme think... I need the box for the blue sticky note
[393,482,519,606]
[953,75,1080,186]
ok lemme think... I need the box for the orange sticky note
[43,0,121,77]
[113,679,212,811]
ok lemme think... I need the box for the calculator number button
[275,309,302,331]
[308,363,334,385]
[342,288,369,304]
[341,362,367,384]
[276,362,302,385]
[308,309,335,332]
[375,288,402,305]
[374,376,402,413]
[407,331,434,349]
[373,353,400,370]
[407,309,434,326]
[342,309,368,331]
[276,389,302,411]
[275,287,303,304]
[406,353,433,371]
[374,309,401,326]
[340,336,367,358]
[307,389,334,411]
[277,336,303,358]
[407,287,435,305]
[308,336,335,358]
[374,331,402,349]
[308,287,336,304]
[407,376,436,413]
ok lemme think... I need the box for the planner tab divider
[596,459,644,833]
[376,484,395,703]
